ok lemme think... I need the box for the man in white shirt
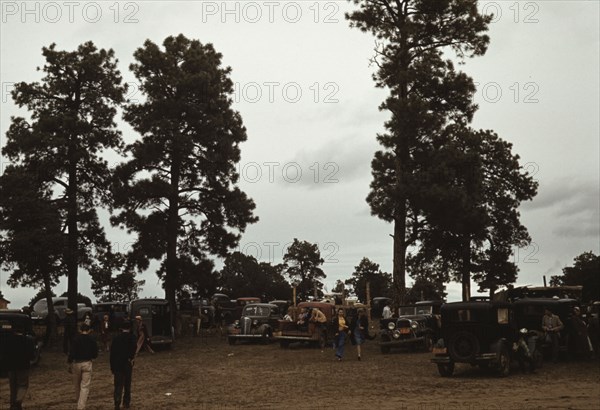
[382,303,392,319]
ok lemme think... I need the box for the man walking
[68,324,98,409]
[110,320,137,410]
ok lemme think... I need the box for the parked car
[371,297,392,318]
[130,299,173,347]
[431,300,521,377]
[273,302,338,348]
[31,297,92,322]
[210,295,263,324]
[92,302,128,330]
[227,303,281,344]
[269,300,290,316]
[379,301,441,353]
[178,297,216,328]
[0,309,42,371]
[512,297,579,358]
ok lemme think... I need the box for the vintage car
[92,302,128,330]
[379,301,442,353]
[130,298,173,347]
[227,303,281,344]
[31,297,92,323]
[273,302,338,348]
[371,297,392,318]
[431,301,521,377]
[512,297,579,358]
[0,310,42,373]
[210,294,262,324]
[178,297,216,328]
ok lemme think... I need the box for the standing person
[68,324,98,410]
[101,314,111,352]
[63,308,77,355]
[309,307,327,337]
[570,306,592,359]
[333,308,350,361]
[134,316,154,354]
[110,320,137,410]
[541,307,563,363]
[382,303,392,319]
[3,320,35,410]
[512,328,536,373]
[350,308,369,361]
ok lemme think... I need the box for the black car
[92,302,128,330]
[0,310,41,372]
[371,297,392,318]
[512,297,579,358]
[227,303,281,345]
[379,302,441,353]
[431,301,518,377]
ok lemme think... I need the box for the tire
[497,347,510,377]
[228,337,237,345]
[261,329,272,345]
[437,362,454,377]
[380,334,391,354]
[423,334,433,352]
[279,340,290,349]
[448,331,480,362]
[533,350,543,369]
[318,332,327,349]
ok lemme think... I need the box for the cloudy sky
[1,1,598,308]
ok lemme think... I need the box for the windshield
[243,305,270,317]
[416,306,433,315]
[399,307,416,316]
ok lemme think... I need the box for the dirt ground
[2,331,599,410]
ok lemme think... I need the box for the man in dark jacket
[68,324,98,409]
[2,317,35,410]
[110,320,137,410]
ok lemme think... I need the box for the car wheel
[533,349,543,369]
[437,362,454,377]
[228,337,237,345]
[280,340,290,349]
[261,329,272,344]
[448,331,480,362]
[318,332,327,349]
[380,334,391,354]
[497,346,510,377]
[423,334,433,352]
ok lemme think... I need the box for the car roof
[441,301,511,311]
[243,303,278,309]
[512,298,578,305]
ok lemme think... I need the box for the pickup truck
[31,297,92,323]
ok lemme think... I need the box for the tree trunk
[392,216,407,307]
[166,153,181,331]
[43,273,58,346]
[66,144,78,314]
[461,239,471,301]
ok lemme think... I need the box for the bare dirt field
[2,332,599,410]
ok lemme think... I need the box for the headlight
[234,320,239,326]
[387,322,395,330]
[252,319,258,326]
[411,321,418,329]
[393,330,401,339]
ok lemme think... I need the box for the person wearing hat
[134,316,154,354]
[68,323,98,409]
[570,306,592,359]
[110,320,137,410]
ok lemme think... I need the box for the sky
[1,1,599,308]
